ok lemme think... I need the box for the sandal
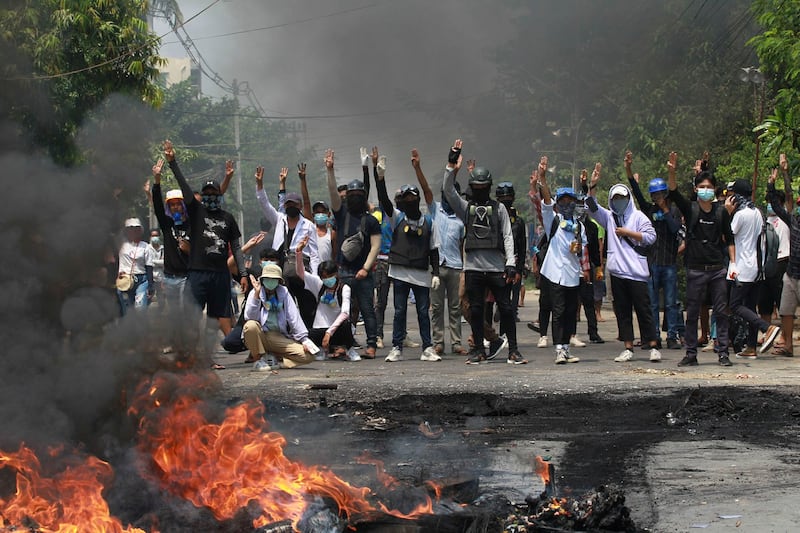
[212,363,226,370]
[771,347,794,357]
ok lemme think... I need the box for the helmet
[346,179,365,192]
[495,181,515,198]
[555,187,577,201]
[648,178,668,194]
[468,166,492,186]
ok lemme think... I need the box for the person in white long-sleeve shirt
[242,264,313,371]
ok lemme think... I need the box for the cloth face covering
[611,197,629,215]
[471,187,490,204]
[201,194,222,211]
[285,206,301,218]
[558,201,576,220]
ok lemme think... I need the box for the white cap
[124,217,142,228]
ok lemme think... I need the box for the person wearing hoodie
[533,156,590,365]
[586,164,661,363]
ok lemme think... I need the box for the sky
[152,0,517,179]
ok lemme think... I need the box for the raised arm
[411,148,434,205]
[666,151,678,192]
[164,140,194,206]
[297,163,312,220]
[624,151,648,210]
[768,168,792,227]
[780,153,793,210]
[538,156,552,204]
[254,166,280,226]
[325,149,341,212]
[219,160,235,195]
[151,159,169,228]
[374,151,394,217]
[442,139,467,219]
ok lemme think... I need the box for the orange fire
[534,455,550,485]
[130,373,439,529]
[356,454,436,518]
[0,444,147,533]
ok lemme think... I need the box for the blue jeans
[391,278,432,349]
[117,274,148,316]
[342,271,377,349]
[648,264,680,340]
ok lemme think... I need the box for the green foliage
[0,0,164,165]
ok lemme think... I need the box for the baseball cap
[202,180,221,193]
[165,189,184,202]
[284,192,303,204]
[124,217,142,228]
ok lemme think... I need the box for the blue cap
[555,187,577,201]
[648,178,668,194]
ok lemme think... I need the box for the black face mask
[398,199,421,219]
[471,188,490,204]
[285,206,301,218]
[499,198,513,210]
[346,195,366,214]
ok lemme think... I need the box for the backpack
[340,212,368,262]
[758,216,780,280]
[534,216,561,269]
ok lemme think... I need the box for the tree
[0,0,163,165]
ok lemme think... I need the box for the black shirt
[332,206,381,271]
[152,183,189,276]
[669,189,732,268]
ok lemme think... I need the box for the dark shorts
[188,270,233,318]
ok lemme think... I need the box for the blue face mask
[322,276,337,288]
[696,188,715,202]
[611,198,629,215]
[766,204,775,215]
[314,213,329,226]
[262,278,279,291]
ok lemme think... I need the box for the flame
[356,453,436,518]
[0,444,147,533]
[534,455,550,485]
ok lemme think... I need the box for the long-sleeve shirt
[627,178,681,266]
[668,188,733,269]
[767,182,800,279]
[256,188,320,274]
[243,284,308,342]
[540,201,589,287]
[442,166,514,273]
[429,200,465,269]
[152,183,189,276]
[587,185,656,283]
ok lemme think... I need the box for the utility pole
[232,79,244,237]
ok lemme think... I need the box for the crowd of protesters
[113,139,796,371]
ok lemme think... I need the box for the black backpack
[758,216,780,280]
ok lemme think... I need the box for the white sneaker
[420,346,442,362]
[385,346,403,362]
[554,348,567,364]
[570,335,587,348]
[614,349,634,362]
[564,350,580,363]
[649,348,662,362]
[537,336,549,348]
[346,347,362,361]
[403,338,420,348]
[315,352,327,361]
[265,354,280,370]
[252,359,270,372]
[376,336,384,349]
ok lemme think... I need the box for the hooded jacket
[587,184,656,282]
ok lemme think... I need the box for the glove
[360,146,369,167]
[448,145,462,165]
[504,266,517,283]
[431,275,440,290]
[377,155,387,178]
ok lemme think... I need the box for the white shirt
[729,206,762,283]
[149,244,164,281]
[118,241,154,276]
[316,227,333,262]
[303,273,351,329]
[539,201,586,287]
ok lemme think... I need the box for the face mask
[171,211,185,225]
[399,200,421,219]
[766,204,775,215]
[202,194,222,211]
[611,198,629,215]
[314,213,329,226]
[696,188,715,202]
[285,206,301,218]
[499,198,514,210]
[322,276,337,288]
[262,278,279,291]
[558,201,576,219]
[471,188,490,204]
[261,260,278,269]
[347,195,366,213]
[150,237,161,246]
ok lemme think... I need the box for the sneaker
[570,335,587,348]
[527,321,541,333]
[554,348,567,365]
[666,338,681,350]
[759,325,781,354]
[507,349,528,365]
[346,348,362,361]
[376,336,384,349]
[718,354,733,366]
[403,338,420,348]
[614,349,634,362]
[465,348,487,365]
[420,346,442,362]
[356,319,365,326]
[677,355,699,367]
[564,350,580,363]
[649,348,662,362]
[487,334,508,360]
[735,347,757,359]
[265,354,280,370]
[537,335,549,348]
[589,335,605,344]
[315,352,328,361]
[483,338,491,349]
[385,347,403,362]
[701,342,716,352]
[252,359,270,372]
